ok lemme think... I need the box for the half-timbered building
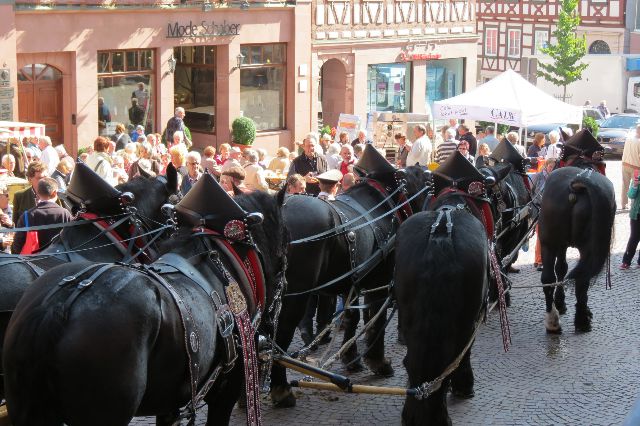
[476,0,626,83]
[312,0,479,128]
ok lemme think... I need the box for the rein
[289,183,407,244]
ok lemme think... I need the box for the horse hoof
[574,318,592,333]
[271,385,296,409]
[364,357,394,377]
[556,303,567,315]
[451,388,475,399]
[544,307,561,334]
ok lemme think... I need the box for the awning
[0,121,46,140]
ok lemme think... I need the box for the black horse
[0,163,179,400]
[396,203,488,426]
[485,140,535,274]
[270,146,430,407]
[396,152,490,426]
[539,130,615,333]
[3,176,288,426]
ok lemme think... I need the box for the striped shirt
[436,140,459,164]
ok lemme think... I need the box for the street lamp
[233,53,245,71]
[168,54,177,74]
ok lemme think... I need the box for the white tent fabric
[0,121,46,140]
[433,69,582,127]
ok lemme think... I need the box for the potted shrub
[231,117,257,148]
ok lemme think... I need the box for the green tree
[537,0,588,102]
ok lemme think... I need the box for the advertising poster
[335,113,361,143]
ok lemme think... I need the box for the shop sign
[167,20,240,39]
[399,51,442,61]
[0,99,13,121]
[0,87,15,99]
[0,69,10,87]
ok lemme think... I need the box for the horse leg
[270,296,307,408]
[340,298,364,372]
[402,386,451,426]
[450,348,474,399]
[573,274,593,333]
[204,361,244,426]
[362,293,393,377]
[553,248,568,315]
[541,245,561,334]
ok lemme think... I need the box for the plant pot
[232,142,253,151]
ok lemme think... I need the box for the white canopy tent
[433,69,582,127]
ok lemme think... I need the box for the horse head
[235,190,289,333]
[116,162,181,225]
[402,165,432,213]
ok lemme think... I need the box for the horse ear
[276,186,286,207]
[165,162,178,194]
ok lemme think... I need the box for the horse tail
[569,176,615,278]
[4,300,66,425]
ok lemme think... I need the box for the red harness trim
[430,188,495,238]
[79,212,152,263]
[366,179,413,223]
[198,228,265,311]
[80,212,128,252]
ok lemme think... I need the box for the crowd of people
[2,109,640,273]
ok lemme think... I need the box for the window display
[97,49,154,137]
[425,58,464,116]
[367,63,411,113]
[174,46,216,134]
[240,43,286,131]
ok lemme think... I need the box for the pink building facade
[1,0,478,155]
[0,1,312,155]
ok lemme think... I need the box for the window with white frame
[507,29,522,58]
[485,28,498,56]
[534,30,549,54]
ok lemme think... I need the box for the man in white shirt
[38,136,60,174]
[406,124,432,167]
[544,130,562,160]
[221,147,243,172]
[622,124,640,209]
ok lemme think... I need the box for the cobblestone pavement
[131,160,640,425]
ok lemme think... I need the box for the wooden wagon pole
[0,404,11,426]
[290,380,417,397]
[274,355,351,390]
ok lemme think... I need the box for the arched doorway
[17,64,63,145]
[320,59,347,128]
[588,40,611,54]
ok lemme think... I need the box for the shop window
[367,63,411,113]
[425,58,464,117]
[507,29,522,58]
[97,49,155,138]
[485,28,498,57]
[239,44,286,131]
[174,46,216,134]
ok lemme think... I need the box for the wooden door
[17,64,63,145]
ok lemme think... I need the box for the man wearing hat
[316,169,343,201]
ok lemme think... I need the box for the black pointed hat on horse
[175,171,251,236]
[354,144,396,179]
[433,150,485,195]
[560,128,604,162]
[490,138,528,173]
[65,161,122,213]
